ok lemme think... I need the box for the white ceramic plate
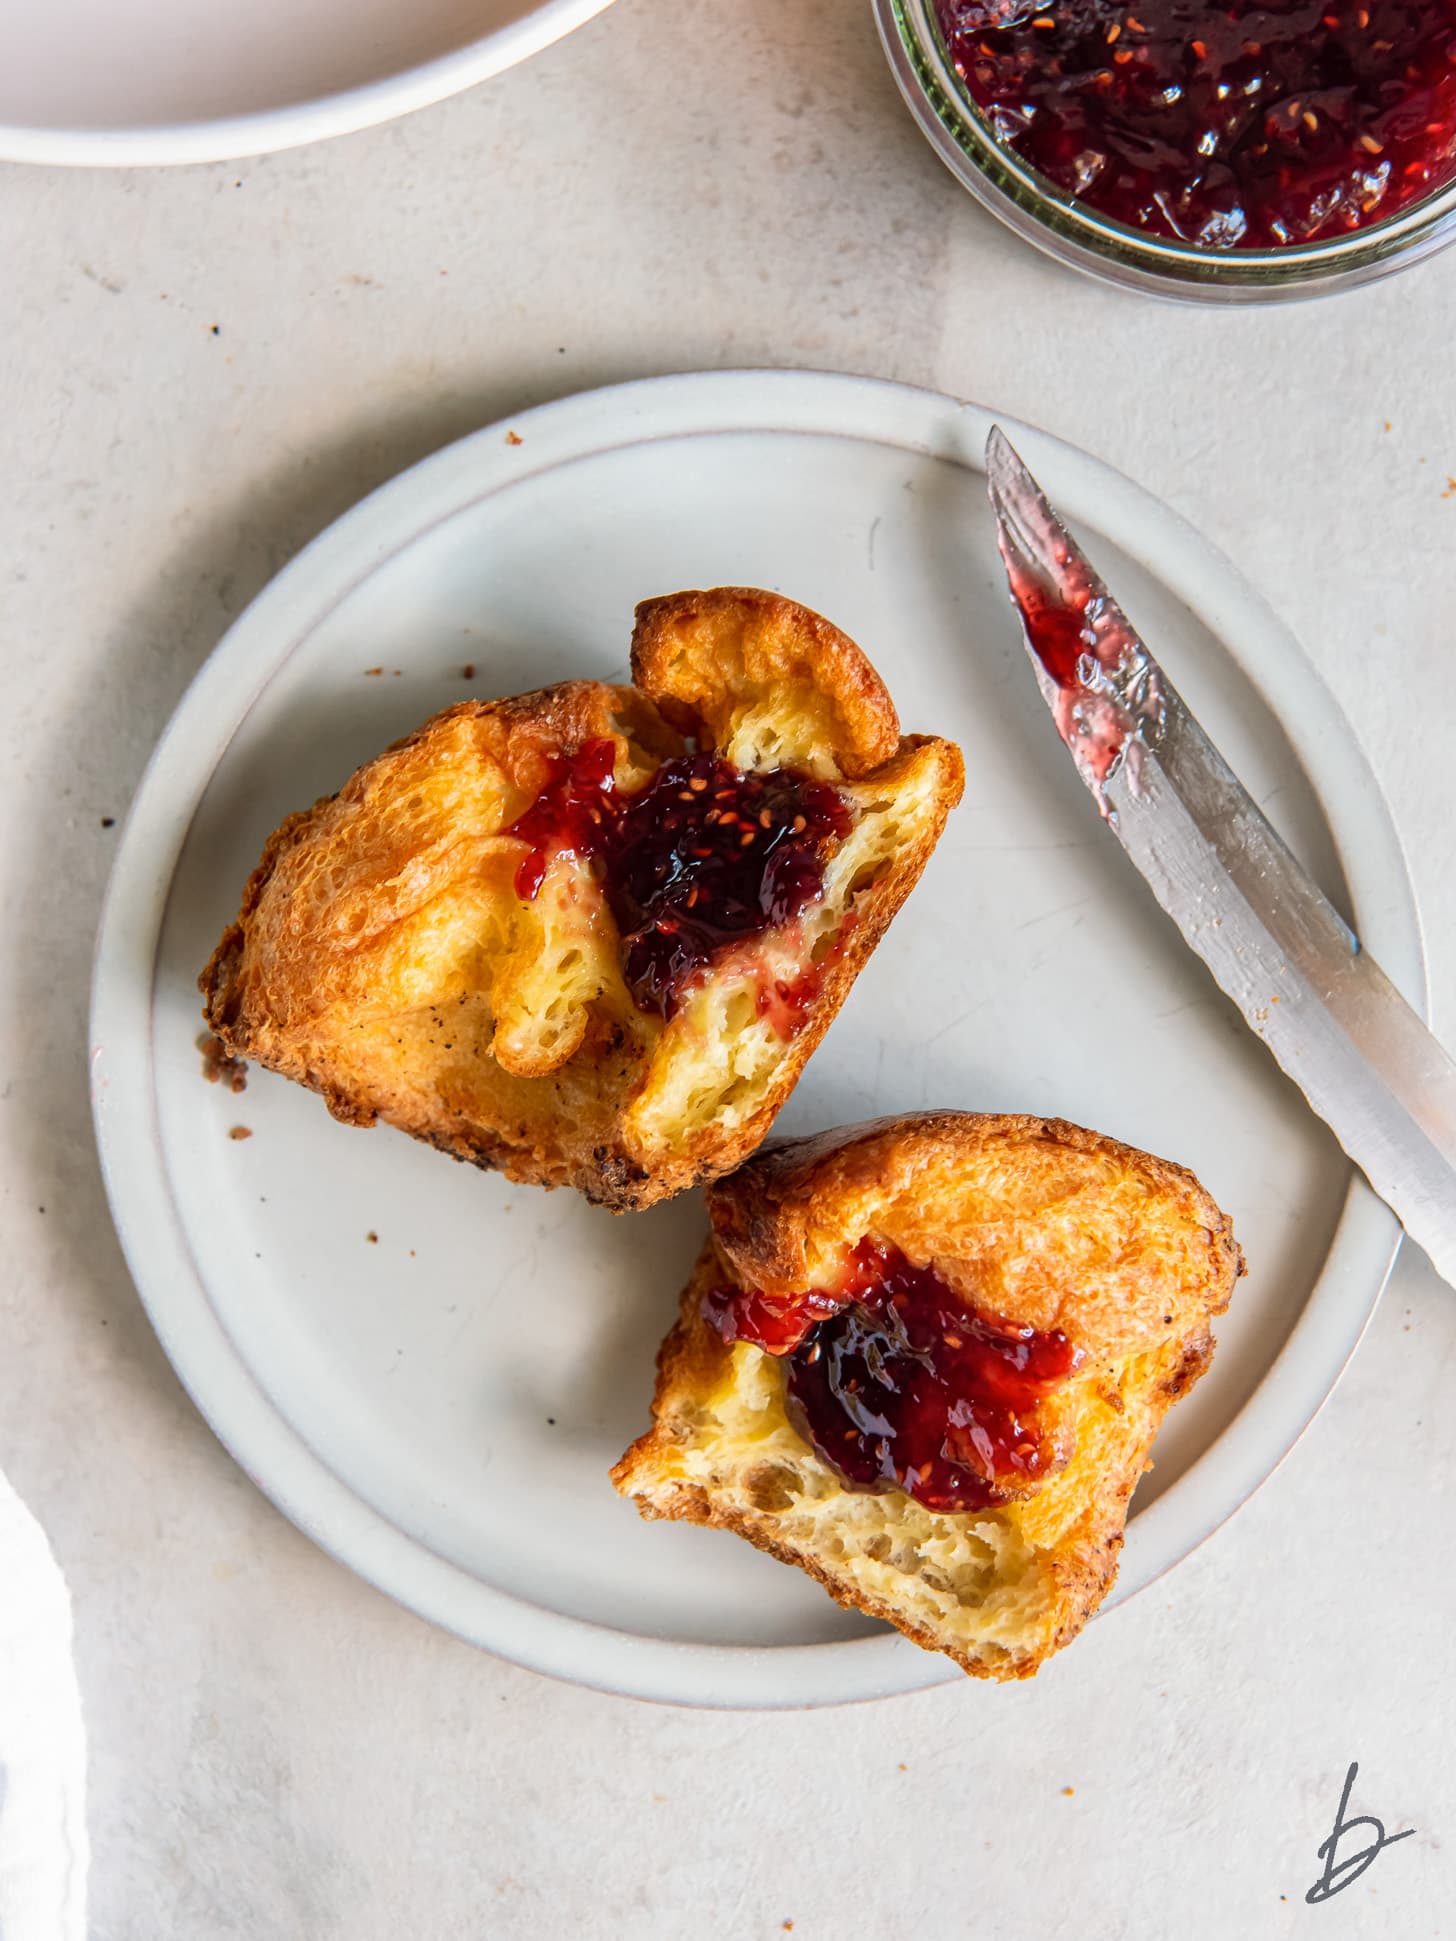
[91,370,1423,1708]
[0,0,615,167]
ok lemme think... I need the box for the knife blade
[985,423,1456,1290]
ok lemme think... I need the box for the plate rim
[0,0,618,168]
[90,368,1423,1707]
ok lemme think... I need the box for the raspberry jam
[703,1281,845,1355]
[937,0,1456,248]
[708,1239,1082,1513]
[507,740,852,1021]
[1006,562,1148,792]
[508,739,619,902]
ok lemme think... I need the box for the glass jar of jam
[876,0,1456,299]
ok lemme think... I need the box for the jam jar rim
[876,0,1456,303]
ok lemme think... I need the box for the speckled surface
[1,1,1453,1933]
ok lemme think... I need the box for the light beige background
[2,2,1452,1934]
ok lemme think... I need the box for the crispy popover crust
[612,1112,1244,1676]
[200,591,965,1210]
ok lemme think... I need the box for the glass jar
[875,0,1456,302]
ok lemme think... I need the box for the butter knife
[986,425,1456,1289]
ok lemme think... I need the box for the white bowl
[0,0,617,166]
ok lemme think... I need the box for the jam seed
[1105,23,1121,41]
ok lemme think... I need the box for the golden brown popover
[200,591,964,1209]
[612,1111,1244,1675]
